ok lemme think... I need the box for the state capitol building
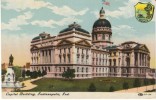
[30,7,154,79]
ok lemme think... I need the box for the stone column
[138,52,140,67]
[72,44,76,64]
[42,50,44,64]
[145,54,147,67]
[131,52,135,66]
[32,52,34,64]
[140,53,142,67]
[144,54,146,67]
[41,50,43,64]
[51,49,53,64]
[47,50,49,64]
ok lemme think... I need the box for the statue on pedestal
[9,54,14,66]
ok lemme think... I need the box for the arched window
[113,59,116,66]
[109,59,112,66]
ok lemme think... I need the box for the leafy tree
[13,66,22,81]
[62,69,75,80]
[109,86,115,92]
[2,69,7,75]
[30,71,38,79]
[41,70,47,77]
[123,82,129,90]
[25,70,30,76]
[37,70,42,77]
[22,70,26,78]
[88,83,96,92]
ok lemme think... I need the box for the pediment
[75,39,91,47]
[31,45,39,50]
[57,40,73,46]
[140,45,150,52]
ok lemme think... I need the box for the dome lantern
[99,7,105,19]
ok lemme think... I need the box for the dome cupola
[92,7,113,48]
[99,7,105,19]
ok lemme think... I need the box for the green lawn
[21,77,155,92]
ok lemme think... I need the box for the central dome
[93,19,111,28]
[93,7,111,28]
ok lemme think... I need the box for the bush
[88,83,96,92]
[2,69,7,75]
[109,86,115,92]
[123,82,129,90]
[133,78,141,88]
[13,66,22,81]
[22,70,26,78]
[30,71,38,79]
[25,70,30,76]
[37,70,42,77]
[41,70,47,77]
[150,79,155,85]
[62,69,75,80]
[144,78,149,86]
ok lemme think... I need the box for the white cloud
[1,11,33,31]
[2,0,50,11]
[47,5,89,17]
[2,0,89,17]
[90,11,99,19]
[106,0,140,18]
[112,25,136,35]
[31,17,82,28]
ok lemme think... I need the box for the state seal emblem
[135,2,155,23]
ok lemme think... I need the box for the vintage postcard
[1,0,156,99]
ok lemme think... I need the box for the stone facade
[30,8,154,79]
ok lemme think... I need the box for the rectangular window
[68,48,70,53]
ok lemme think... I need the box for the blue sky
[1,0,156,67]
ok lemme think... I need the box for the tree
[88,83,96,92]
[109,86,115,92]
[62,69,75,80]
[22,70,26,78]
[13,66,22,81]
[2,69,7,75]
[123,82,129,90]
[30,71,38,79]
[37,70,42,77]
[133,78,141,92]
[41,70,47,77]
[25,70,30,76]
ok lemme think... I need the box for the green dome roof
[93,19,111,28]
[59,22,89,34]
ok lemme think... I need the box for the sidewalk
[115,84,156,92]
[20,77,42,90]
